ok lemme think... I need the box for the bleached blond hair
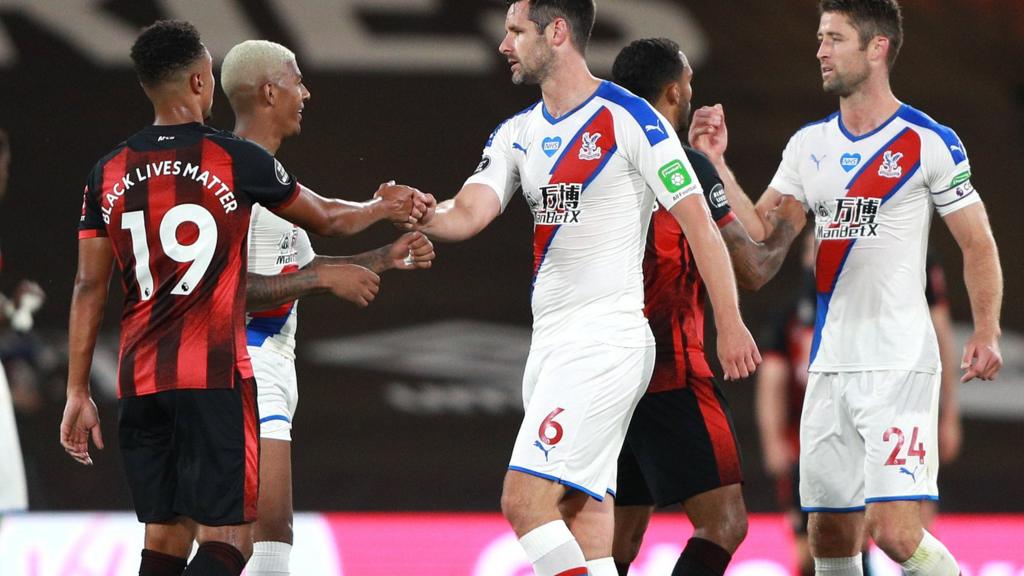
[221,40,296,104]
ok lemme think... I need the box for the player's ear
[261,82,276,106]
[549,17,570,47]
[190,72,205,96]
[870,35,889,65]
[665,82,681,107]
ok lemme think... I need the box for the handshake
[374,181,437,231]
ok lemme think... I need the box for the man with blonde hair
[221,39,436,576]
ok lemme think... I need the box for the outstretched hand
[317,263,381,307]
[389,232,435,270]
[60,393,103,466]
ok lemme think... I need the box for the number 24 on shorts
[883,426,926,466]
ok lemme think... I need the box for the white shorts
[799,370,940,512]
[0,361,28,512]
[249,345,299,442]
[508,340,654,500]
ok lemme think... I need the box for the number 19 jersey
[78,123,299,398]
[466,81,704,349]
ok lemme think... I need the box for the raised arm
[417,183,502,242]
[943,202,1003,382]
[61,237,114,465]
[273,182,423,238]
[689,104,774,240]
[669,195,761,379]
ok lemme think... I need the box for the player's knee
[612,525,645,564]
[693,512,747,554]
[870,523,921,562]
[719,511,749,552]
[809,516,861,557]
[500,486,527,528]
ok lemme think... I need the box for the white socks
[518,520,588,576]
[247,541,291,576]
[586,557,617,576]
[900,530,960,576]
[815,554,863,575]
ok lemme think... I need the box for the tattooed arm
[719,195,808,291]
[246,231,434,311]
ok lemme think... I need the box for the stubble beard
[823,65,869,98]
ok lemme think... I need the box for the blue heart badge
[542,136,562,158]
[840,153,861,173]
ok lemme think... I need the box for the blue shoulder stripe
[797,112,837,134]
[897,105,967,164]
[486,102,539,147]
[595,81,670,146]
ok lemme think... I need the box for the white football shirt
[466,81,704,348]
[770,104,979,373]
[246,204,316,360]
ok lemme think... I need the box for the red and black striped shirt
[644,147,736,394]
[79,123,298,398]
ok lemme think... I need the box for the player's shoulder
[86,139,130,186]
[595,81,670,146]
[206,128,270,155]
[895,104,967,164]
[486,101,540,146]
[681,146,720,183]
[792,111,839,140]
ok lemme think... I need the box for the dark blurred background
[0,0,1021,514]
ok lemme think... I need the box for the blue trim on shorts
[801,505,867,513]
[259,414,291,424]
[507,466,605,501]
[865,495,939,504]
[607,488,616,498]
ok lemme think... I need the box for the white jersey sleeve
[619,108,703,210]
[769,128,810,207]
[464,108,531,212]
[294,228,316,268]
[918,126,980,217]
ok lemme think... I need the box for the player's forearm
[66,278,108,396]
[311,247,393,274]
[712,157,769,241]
[685,215,743,325]
[314,197,388,237]
[962,234,1003,337]
[246,270,325,312]
[420,199,486,242]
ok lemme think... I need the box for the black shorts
[616,378,743,508]
[118,375,260,526]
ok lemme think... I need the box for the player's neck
[838,81,900,137]
[152,101,206,127]
[539,58,601,120]
[234,116,282,155]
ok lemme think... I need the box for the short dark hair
[820,0,903,68]
[130,20,206,86]
[611,38,685,104]
[507,0,596,53]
